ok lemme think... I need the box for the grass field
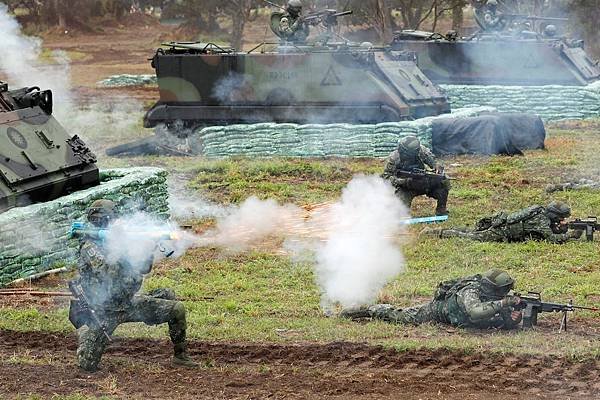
[2,121,600,360]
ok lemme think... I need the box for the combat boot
[339,306,371,320]
[419,227,443,239]
[173,342,199,368]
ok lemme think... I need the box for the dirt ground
[0,329,599,400]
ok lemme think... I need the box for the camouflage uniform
[382,136,450,215]
[429,202,582,243]
[272,0,310,43]
[341,270,521,330]
[69,200,195,372]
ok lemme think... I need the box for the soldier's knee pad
[172,302,186,321]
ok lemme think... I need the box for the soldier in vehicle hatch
[341,269,523,330]
[271,0,310,43]
[68,199,198,372]
[421,201,584,243]
[382,135,451,216]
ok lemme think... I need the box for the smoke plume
[0,5,145,150]
[0,3,73,114]
[308,175,407,310]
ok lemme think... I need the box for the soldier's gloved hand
[569,229,584,239]
[510,310,523,323]
[501,295,521,307]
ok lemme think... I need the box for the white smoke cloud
[102,212,198,269]
[168,175,229,220]
[200,175,408,310]
[74,176,407,312]
[0,5,145,149]
[201,196,304,251]
[296,175,408,310]
[0,4,73,115]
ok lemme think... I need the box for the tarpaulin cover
[431,113,546,156]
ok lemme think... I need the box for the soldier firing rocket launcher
[70,221,184,257]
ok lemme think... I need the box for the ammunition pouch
[476,212,508,231]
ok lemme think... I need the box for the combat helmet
[487,0,498,7]
[480,269,515,297]
[287,0,302,16]
[398,135,421,156]
[87,199,117,228]
[546,201,571,222]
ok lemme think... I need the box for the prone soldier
[68,199,198,372]
[422,201,583,243]
[341,269,522,330]
[382,135,451,216]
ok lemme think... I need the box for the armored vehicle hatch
[143,40,450,130]
[0,82,99,213]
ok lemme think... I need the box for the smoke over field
[99,175,408,311]
[0,5,145,149]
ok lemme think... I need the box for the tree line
[4,0,599,53]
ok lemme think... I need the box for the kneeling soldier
[382,136,450,216]
[69,199,198,372]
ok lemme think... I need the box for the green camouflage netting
[98,74,157,87]
[189,107,494,158]
[442,83,600,121]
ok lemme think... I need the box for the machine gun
[567,217,600,242]
[502,14,568,23]
[0,83,53,115]
[303,9,353,27]
[68,281,112,342]
[513,291,599,332]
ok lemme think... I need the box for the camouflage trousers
[73,289,187,372]
[367,302,448,325]
[439,227,507,242]
[395,180,450,215]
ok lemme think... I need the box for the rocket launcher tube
[70,222,180,241]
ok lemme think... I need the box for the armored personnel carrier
[390,1,600,86]
[143,40,449,130]
[142,9,449,133]
[0,81,99,212]
[391,29,600,86]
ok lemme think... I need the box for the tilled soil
[0,330,598,399]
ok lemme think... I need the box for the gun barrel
[504,14,568,21]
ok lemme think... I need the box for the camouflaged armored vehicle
[391,2,600,87]
[0,81,99,212]
[143,9,449,132]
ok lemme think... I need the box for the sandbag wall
[441,83,600,121]
[0,167,169,286]
[191,107,494,158]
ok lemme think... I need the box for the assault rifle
[513,291,599,332]
[303,9,353,26]
[395,167,453,187]
[567,217,600,242]
[68,281,112,342]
